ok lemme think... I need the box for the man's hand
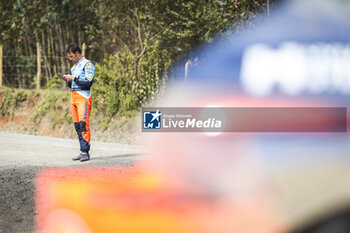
[63,75,75,82]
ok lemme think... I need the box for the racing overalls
[67,57,95,153]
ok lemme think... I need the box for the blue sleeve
[66,81,72,88]
[74,62,95,88]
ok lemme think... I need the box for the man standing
[63,43,94,162]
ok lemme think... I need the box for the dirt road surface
[2,131,350,233]
[0,131,143,233]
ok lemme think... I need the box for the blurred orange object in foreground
[35,167,285,233]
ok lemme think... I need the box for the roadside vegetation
[0,0,277,142]
[0,87,140,143]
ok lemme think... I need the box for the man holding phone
[60,43,94,162]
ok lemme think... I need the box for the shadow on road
[90,153,143,161]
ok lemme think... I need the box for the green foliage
[0,89,14,116]
[31,91,70,124]
[14,91,27,108]
[92,44,169,116]
[31,93,58,123]
[1,0,271,118]
[86,0,271,118]
[46,75,62,89]
[0,88,27,116]
[86,0,273,62]
[98,117,111,131]
[50,108,73,129]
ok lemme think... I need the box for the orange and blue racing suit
[67,57,94,153]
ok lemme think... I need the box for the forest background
[0,0,276,143]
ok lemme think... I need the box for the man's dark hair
[66,43,82,54]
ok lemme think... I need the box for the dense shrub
[92,45,169,116]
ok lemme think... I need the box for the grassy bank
[0,87,141,144]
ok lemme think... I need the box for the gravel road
[0,131,143,233]
[2,131,350,233]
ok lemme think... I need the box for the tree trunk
[47,26,52,77]
[58,25,66,75]
[0,45,3,86]
[41,29,50,83]
[49,27,57,76]
[82,43,86,57]
[36,32,41,89]
[78,30,82,49]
